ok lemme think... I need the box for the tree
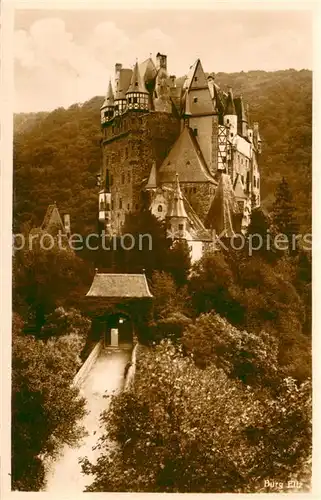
[12,319,87,490]
[182,312,281,389]
[271,177,300,253]
[81,341,311,493]
[13,230,93,330]
[166,239,191,287]
[189,251,244,324]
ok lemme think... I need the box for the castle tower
[224,87,238,140]
[167,174,188,239]
[246,103,253,143]
[238,94,248,138]
[114,63,132,116]
[126,62,149,112]
[253,122,262,154]
[98,169,112,234]
[154,52,171,113]
[182,59,218,176]
[100,80,114,125]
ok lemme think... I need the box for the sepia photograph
[1,0,316,496]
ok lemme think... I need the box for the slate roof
[225,88,236,115]
[115,68,132,100]
[126,62,148,94]
[205,174,240,237]
[86,273,153,298]
[145,162,157,189]
[101,80,114,109]
[41,204,65,233]
[158,126,216,184]
[139,57,157,82]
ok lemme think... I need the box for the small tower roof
[145,162,157,189]
[168,174,188,218]
[225,87,236,115]
[234,94,247,123]
[101,80,114,109]
[126,62,148,94]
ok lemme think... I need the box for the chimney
[169,75,176,88]
[156,52,167,70]
[64,214,71,236]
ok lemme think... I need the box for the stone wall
[73,340,103,389]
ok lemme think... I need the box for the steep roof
[41,203,65,234]
[86,273,153,298]
[205,174,239,237]
[115,68,132,100]
[234,95,247,122]
[168,174,188,218]
[225,87,236,115]
[145,162,157,189]
[139,57,157,82]
[233,173,247,199]
[126,62,148,94]
[101,80,114,109]
[158,126,216,184]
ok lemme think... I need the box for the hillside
[13,69,312,236]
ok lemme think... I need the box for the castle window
[133,97,138,104]
[241,175,244,184]
[104,111,108,118]
[227,119,230,124]
[193,128,198,136]
[119,199,122,209]
[115,105,119,111]
[158,205,163,212]
[178,224,184,230]
[135,82,138,87]
[193,187,197,193]
[193,97,198,103]
[253,176,256,187]
[257,178,260,188]
[127,203,130,210]
[111,201,114,210]
[194,77,198,82]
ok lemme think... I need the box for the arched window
[158,205,163,212]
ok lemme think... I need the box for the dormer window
[193,97,198,103]
[135,82,138,87]
[194,77,198,82]
[178,224,184,230]
[158,205,163,213]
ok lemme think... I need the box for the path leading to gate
[45,347,131,494]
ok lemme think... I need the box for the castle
[98,53,261,262]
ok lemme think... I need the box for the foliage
[182,312,280,388]
[81,341,311,493]
[12,318,87,491]
[13,230,93,330]
[165,239,191,286]
[271,177,300,253]
[151,271,192,321]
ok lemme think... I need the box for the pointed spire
[126,61,148,94]
[169,174,188,218]
[101,80,114,109]
[225,87,236,115]
[239,94,247,122]
[146,162,157,189]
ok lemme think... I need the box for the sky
[14,8,313,113]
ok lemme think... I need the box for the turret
[126,61,149,111]
[98,170,112,234]
[100,80,114,125]
[168,174,188,239]
[224,87,237,140]
[238,94,248,137]
[253,122,262,153]
[247,103,253,143]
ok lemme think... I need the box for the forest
[12,68,312,492]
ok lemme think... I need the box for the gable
[158,127,215,184]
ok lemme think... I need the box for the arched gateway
[85,272,153,348]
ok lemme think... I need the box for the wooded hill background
[13,68,312,235]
